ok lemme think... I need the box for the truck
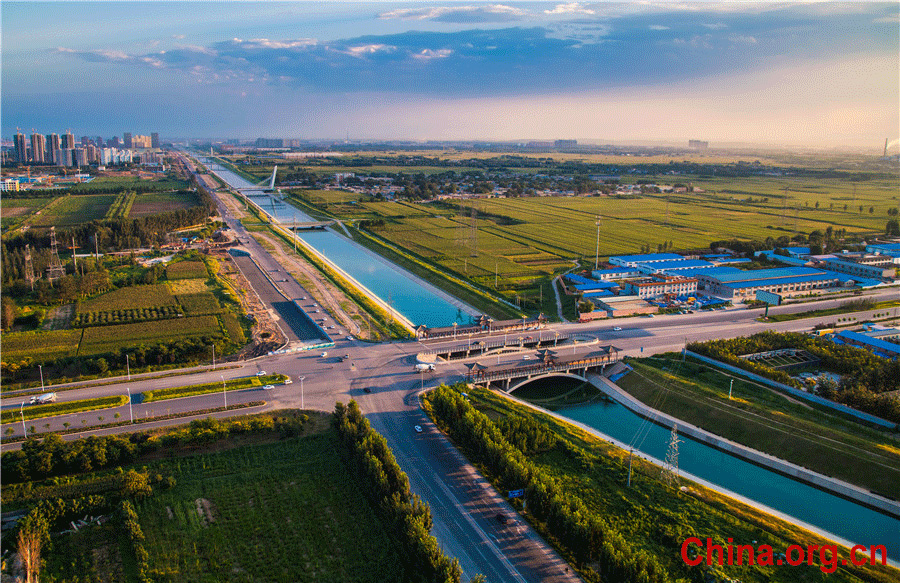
[30,393,57,405]
[414,363,436,373]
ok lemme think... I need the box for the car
[522,355,533,360]
[363,387,372,394]
[262,384,275,390]
[613,326,622,331]
[283,378,293,384]
[495,513,508,524]
[414,425,423,433]
[320,352,328,357]
[256,371,266,376]
[346,336,353,341]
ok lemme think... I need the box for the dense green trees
[332,400,462,583]
[425,386,673,583]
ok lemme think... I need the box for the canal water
[528,383,899,562]
[200,159,479,328]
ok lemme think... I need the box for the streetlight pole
[299,376,305,410]
[595,215,601,271]
[212,344,216,370]
[126,354,131,381]
[20,401,27,436]
[221,375,227,408]
[126,387,134,423]
[39,364,44,391]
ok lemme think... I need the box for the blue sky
[3,2,898,148]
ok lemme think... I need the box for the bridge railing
[421,334,571,358]
[466,354,616,383]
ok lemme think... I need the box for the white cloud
[342,44,395,57]
[702,22,728,30]
[649,25,670,31]
[412,48,454,61]
[728,34,757,44]
[544,3,595,16]
[379,5,528,21]
[873,14,899,24]
[233,38,317,50]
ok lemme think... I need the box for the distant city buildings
[689,139,709,149]
[6,128,160,167]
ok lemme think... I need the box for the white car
[523,355,533,360]
[613,326,622,331]
[346,336,353,341]
[320,352,328,357]
[262,384,275,390]
[283,378,293,384]
[256,371,266,376]
[414,425,423,433]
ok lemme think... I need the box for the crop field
[0,329,84,363]
[177,292,221,315]
[78,315,222,356]
[130,190,201,217]
[166,260,208,280]
[78,284,178,312]
[168,278,209,294]
[29,194,117,227]
[137,430,402,582]
[340,175,896,288]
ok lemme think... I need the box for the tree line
[424,385,673,583]
[332,400,463,583]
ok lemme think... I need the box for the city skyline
[3,1,898,150]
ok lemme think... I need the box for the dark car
[363,387,371,394]
[495,513,507,524]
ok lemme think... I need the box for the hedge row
[121,499,152,583]
[332,401,461,583]
[142,374,286,402]
[1,395,128,425]
[72,306,184,328]
[425,385,673,583]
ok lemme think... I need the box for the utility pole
[299,376,305,410]
[627,449,634,487]
[126,387,134,423]
[595,215,601,271]
[662,424,681,487]
[728,378,734,399]
[126,354,131,381]
[221,375,227,408]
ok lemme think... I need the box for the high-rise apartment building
[61,131,75,149]
[14,132,28,163]
[46,133,61,161]
[110,136,121,148]
[30,133,46,163]
[123,132,133,148]
[131,134,152,149]
[151,132,160,148]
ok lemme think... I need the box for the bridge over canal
[464,345,622,392]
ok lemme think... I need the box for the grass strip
[618,357,900,499]
[0,401,266,444]
[352,227,522,320]
[2,395,128,424]
[763,299,900,322]
[142,374,286,403]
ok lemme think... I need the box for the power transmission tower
[661,423,681,487]
[46,227,66,283]
[24,244,36,290]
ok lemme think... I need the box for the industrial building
[832,330,900,360]
[622,274,698,299]
[866,243,900,263]
[688,266,843,300]
[820,258,894,280]
[609,253,686,268]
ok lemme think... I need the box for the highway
[4,152,898,581]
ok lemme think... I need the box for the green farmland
[29,194,118,227]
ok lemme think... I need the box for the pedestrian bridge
[464,345,621,392]
[283,220,336,230]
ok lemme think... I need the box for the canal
[199,158,479,328]
[520,378,899,563]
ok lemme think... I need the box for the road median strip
[1,395,129,424]
[142,374,287,402]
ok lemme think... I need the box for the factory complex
[567,245,898,320]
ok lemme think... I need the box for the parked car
[256,371,266,376]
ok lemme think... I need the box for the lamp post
[20,401,27,436]
[221,375,227,408]
[126,386,134,423]
[595,215,601,271]
[126,354,131,381]
[453,322,457,341]
[299,376,306,410]
[212,344,216,370]
[39,364,44,391]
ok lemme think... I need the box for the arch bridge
[464,345,621,392]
